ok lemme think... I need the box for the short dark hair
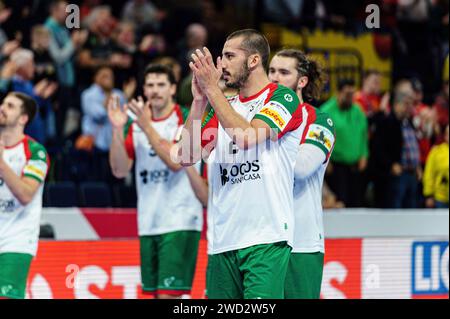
[9,92,37,125]
[363,69,381,80]
[49,0,68,11]
[337,79,356,91]
[144,64,177,85]
[275,49,326,101]
[93,65,113,77]
[226,29,270,70]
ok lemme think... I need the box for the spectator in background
[322,183,345,209]
[423,124,449,208]
[354,70,383,118]
[77,6,121,88]
[177,23,208,77]
[176,23,209,107]
[134,28,167,82]
[152,56,181,83]
[0,4,19,65]
[31,26,57,83]
[111,22,138,88]
[432,78,449,143]
[121,0,165,32]
[80,66,126,153]
[80,0,102,20]
[0,49,57,144]
[411,78,436,166]
[321,79,369,207]
[370,86,421,208]
[45,0,88,139]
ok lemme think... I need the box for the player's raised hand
[128,96,152,131]
[189,47,223,93]
[107,94,128,130]
[191,73,206,101]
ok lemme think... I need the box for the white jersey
[201,83,303,255]
[292,104,335,253]
[124,104,203,236]
[0,136,49,256]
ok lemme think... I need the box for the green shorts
[285,252,324,299]
[0,253,33,299]
[207,242,292,299]
[140,231,201,296]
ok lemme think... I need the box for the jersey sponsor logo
[259,107,286,131]
[270,101,291,117]
[23,164,46,180]
[24,159,48,178]
[139,169,169,184]
[219,161,261,186]
[148,147,157,157]
[412,241,449,298]
[7,154,22,164]
[0,199,16,212]
[259,101,293,131]
[305,124,335,151]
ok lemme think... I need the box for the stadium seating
[44,181,78,207]
[112,184,137,208]
[79,182,113,208]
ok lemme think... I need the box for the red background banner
[27,239,362,299]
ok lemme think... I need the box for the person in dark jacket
[370,89,421,208]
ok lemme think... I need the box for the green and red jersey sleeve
[123,118,135,160]
[253,84,302,139]
[201,105,219,150]
[22,137,50,183]
[300,105,336,161]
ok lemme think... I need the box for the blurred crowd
[0,0,448,209]
[321,73,449,209]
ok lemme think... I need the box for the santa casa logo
[219,161,261,186]
[140,169,169,184]
[412,241,449,298]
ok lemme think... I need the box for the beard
[224,62,251,90]
[0,113,8,127]
[0,112,21,128]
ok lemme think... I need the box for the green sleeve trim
[23,173,44,183]
[303,139,329,157]
[253,114,281,133]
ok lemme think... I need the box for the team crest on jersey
[327,118,334,127]
[284,94,293,102]
[305,124,335,151]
